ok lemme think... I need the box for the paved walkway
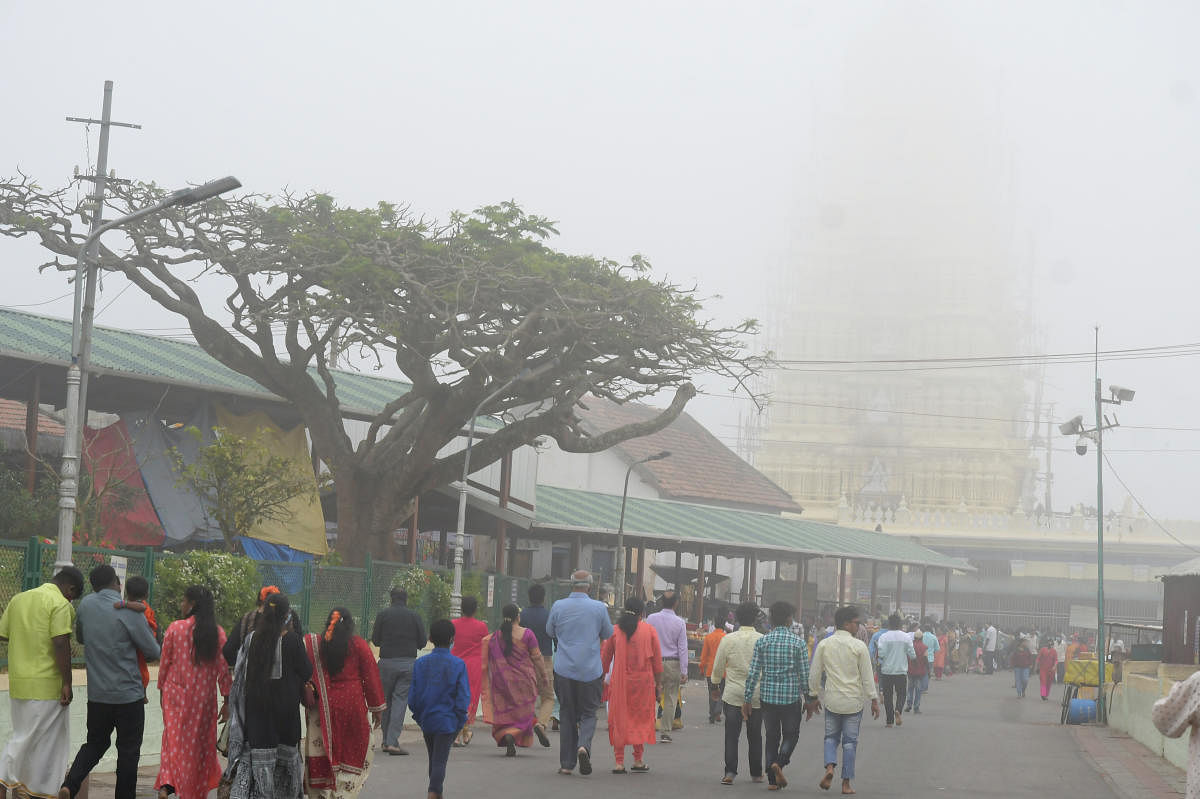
[81,666,1186,798]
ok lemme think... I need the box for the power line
[0,292,75,310]
[774,341,1200,366]
[1102,453,1200,554]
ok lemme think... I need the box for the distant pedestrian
[602,598,662,773]
[875,614,914,727]
[809,606,879,796]
[60,565,162,799]
[451,596,489,747]
[1036,640,1058,701]
[1054,636,1067,682]
[711,602,764,785]
[933,628,947,680]
[905,627,928,714]
[699,614,726,724]
[743,601,816,790]
[410,620,470,799]
[982,623,998,674]
[545,571,613,775]
[222,585,303,667]
[645,591,688,742]
[372,588,427,755]
[1010,637,1035,699]
[0,566,84,799]
[519,583,556,739]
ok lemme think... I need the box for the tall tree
[0,177,765,562]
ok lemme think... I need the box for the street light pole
[450,359,558,617]
[1093,329,1106,721]
[616,450,670,603]
[54,176,242,571]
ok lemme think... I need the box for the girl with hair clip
[480,604,550,757]
[302,608,386,799]
[155,585,231,799]
[222,592,313,799]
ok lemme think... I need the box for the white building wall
[534,440,658,499]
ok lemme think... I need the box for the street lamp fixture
[450,358,559,617]
[615,450,671,603]
[1058,327,1136,723]
[55,177,242,571]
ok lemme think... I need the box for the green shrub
[155,550,260,634]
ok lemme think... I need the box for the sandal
[612,767,628,774]
[557,768,573,776]
[461,728,474,746]
[720,776,734,785]
[534,724,551,748]
[630,763,650,773]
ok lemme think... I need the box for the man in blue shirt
[546,570,613,775]
[61,565,160,799]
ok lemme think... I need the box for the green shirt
[0,583,75,700]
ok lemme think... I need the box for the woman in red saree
[303,607,386,799]
[155,585,231,799]
[602,597,663,774]
[480,604,550,756]
[451,596,489,746]
[1036,640,1059,701]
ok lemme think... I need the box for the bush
[390,567,453,626]
[155,550,260,634]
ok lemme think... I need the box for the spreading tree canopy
[0,176,765,561]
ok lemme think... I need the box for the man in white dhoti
[0,566,85,799]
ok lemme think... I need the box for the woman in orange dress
[155,585,231,799]
[451,595,489,746]
[602,597,663,774]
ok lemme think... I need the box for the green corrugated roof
[533,484,973,571]
[0,307,432,421]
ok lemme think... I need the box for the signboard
[1069,604,1098,630]
[487,575,496,608]
[510,579,519,604]
[110,556,128,586]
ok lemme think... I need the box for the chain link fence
[0,538,574,668]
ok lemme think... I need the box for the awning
[532,484,973,572]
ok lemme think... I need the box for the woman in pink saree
[480,604,550,757]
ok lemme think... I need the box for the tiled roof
[576,396,801,514]
[533,484,972,570]
[0,398,64,437]
[0,308,415,419]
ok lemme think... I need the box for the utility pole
[56,81,140,570]
[1044,402,1054,516]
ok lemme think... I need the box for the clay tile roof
[0,398,64,437]
[576,396,802,514]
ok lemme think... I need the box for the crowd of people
[0,562,1116,799]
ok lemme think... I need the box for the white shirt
[809,630,878,715]
[984,626,998,651]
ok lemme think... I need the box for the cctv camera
[1059,415,1084,436]
[1109,385,1135,403]
[1075,435,1089,456]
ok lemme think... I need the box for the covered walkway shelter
[531,484,973,623]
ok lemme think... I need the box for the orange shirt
[699,628,726,678]
[137,604,158,688]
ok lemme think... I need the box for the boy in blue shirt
[410,619,470,799]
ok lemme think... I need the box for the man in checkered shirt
[742,601,819,790]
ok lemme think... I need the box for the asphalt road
[365,667,1120,798]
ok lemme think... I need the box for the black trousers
[424,731,454,795]
[761,701,801,784]
[64,700,145,799]
[984,650,996,674]
[722,702,763,778]
[879,673,907,724]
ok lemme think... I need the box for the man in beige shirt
[710,602,764,785]
[809,605,879,795]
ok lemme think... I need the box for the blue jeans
[1014,666,1031,697]
[823,710,862,780]
[905,673,928,710]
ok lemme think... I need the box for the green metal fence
[0,538,572,668]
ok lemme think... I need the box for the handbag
[302,680,317,709]
[216,718,230,756]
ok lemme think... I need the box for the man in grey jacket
[59,565,161,799]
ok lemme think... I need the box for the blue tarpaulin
[236,537,312,595]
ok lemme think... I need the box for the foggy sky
[2,1,1199,521]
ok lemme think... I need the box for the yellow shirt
[809,629,878,715]
[0,582,75,700]
[710,626,763,707]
